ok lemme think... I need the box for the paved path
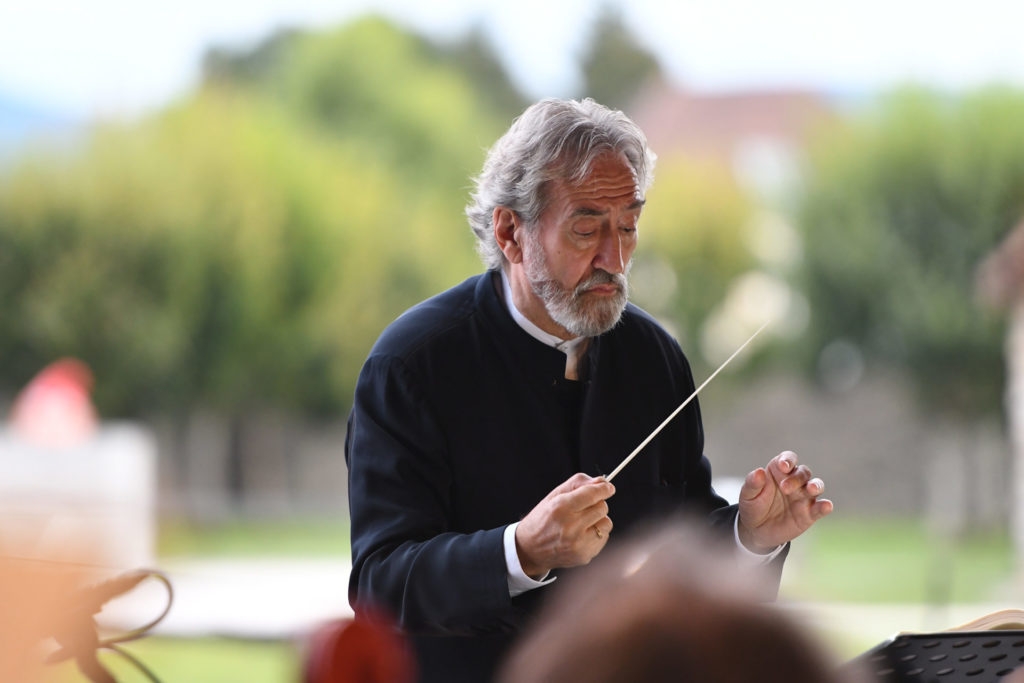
[98,558,354,641]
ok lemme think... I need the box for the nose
[594,231,626,274]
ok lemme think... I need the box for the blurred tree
[201,16,516,193]
[578,4,663,109]
[203,19,528,123]
[428,24,530,121]
[632,156,757,375]
[0,98,349,415]
[797,86,1024,417]
[0,16,510,419]
[202,27,307,89]
[278,17,495,192]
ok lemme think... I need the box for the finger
[812,498,834,519]
[791,497,834,526]
[577,499,611,530]
[569,473,610,490]
[592,516,614,539]
[562,479,616,510]
[740,467,768,501]
[563,472,597,492]
[779,465,814,495]
[805,477,825,497]
[542,473,598,502]
[768,450,799,477]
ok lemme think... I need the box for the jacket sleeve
[345,354,517,636]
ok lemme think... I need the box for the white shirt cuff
[733,514,785,565]
[504,522,556,597]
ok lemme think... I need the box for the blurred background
[3,0,1024,680]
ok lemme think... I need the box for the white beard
[522,230,630,338]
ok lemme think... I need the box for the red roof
[627,79,837,162]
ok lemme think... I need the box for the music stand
[846,630,1024,681]
[845,611,1024,682]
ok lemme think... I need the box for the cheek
[623,235,638,259]
[566,254,598,283]
[543,242,585,279]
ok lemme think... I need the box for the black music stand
[845,629,1024,682]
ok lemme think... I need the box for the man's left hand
[737,450,833,554]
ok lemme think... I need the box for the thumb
[740,467,768,502]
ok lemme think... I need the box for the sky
[1,0,1024,120]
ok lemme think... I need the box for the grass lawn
[781,515,1015,604]
[44,637,299,683]
[157,517,350,558]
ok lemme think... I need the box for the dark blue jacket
[346,271,780,683]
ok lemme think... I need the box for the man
[345,98,832,683]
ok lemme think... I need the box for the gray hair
[466,98,657,271]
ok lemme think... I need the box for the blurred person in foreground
[0,557,77,682]
[498,520,862,683]
[345,97,833,683]
[0,547,116,682]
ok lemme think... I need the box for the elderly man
[345,98,832,683]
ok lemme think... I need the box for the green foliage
[0,11,756,420]
[425,24,530,121]
[202,16,508,196]
[203,27,307,89]
[1,98,328,413]
[578,4,663,109]
[797,86,1024,415]
[282,18,490,183]
[0,16,500,417]
[633,156,756,371]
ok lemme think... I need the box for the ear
[493,206,524,264]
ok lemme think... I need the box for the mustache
[574,269,629,297]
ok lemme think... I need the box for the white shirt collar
[499,269,589,378]
[500,268,567,348]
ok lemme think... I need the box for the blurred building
[628,80,837,198]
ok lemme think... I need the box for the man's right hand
[514,473,615,579]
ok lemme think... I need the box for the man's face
[520,152,643,338]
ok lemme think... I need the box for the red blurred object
[8,358,99,448]
[303,610,416,683]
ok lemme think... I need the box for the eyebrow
[570,199,646,218]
